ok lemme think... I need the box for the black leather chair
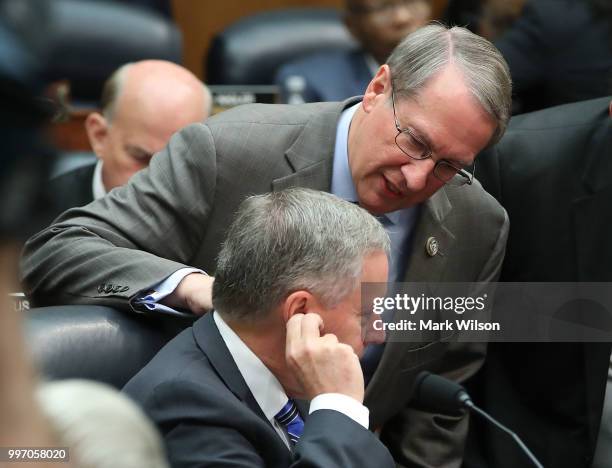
[44,0,182,106]
[206,8,358,85]
[26,306,193,388]
[82,0,173,18]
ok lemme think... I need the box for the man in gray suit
[23,24,511,467]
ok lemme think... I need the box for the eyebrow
[125,145,153,158]
[409,125,473,168]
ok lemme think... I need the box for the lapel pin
[425,236,439,257]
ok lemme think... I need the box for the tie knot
[274,399,304,446]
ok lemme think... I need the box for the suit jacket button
[425,237,439,257]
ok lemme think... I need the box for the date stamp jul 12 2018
[0,447,70,463]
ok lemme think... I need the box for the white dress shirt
[91,160,106,200]
[213,311,369,448]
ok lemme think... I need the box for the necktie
[274,399,304,446]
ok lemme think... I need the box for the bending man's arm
[21,124,217,313]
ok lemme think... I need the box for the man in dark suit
[275,0,432,103]
[465,96,612,468]
[124,188,395,467]
[23,25,512,466]
[49,60,211,219]
[492,0,612,113]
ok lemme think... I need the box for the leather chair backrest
[26,306,193,389]
[206,8,358,85]
[45,0,182,104]
[80,0,172,18]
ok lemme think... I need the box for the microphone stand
[463,399,544,468]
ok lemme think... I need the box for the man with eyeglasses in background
[23,24,511,467]
[276,0,433,103]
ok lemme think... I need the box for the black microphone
[414,372,544,468]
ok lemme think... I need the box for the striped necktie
[274,399,304,446]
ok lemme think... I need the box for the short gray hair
[212,188,390,322]
[387,23,512,145]
[37,380,169,468]
[99,63,131,122]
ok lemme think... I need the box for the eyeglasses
[391,89,475,187]
[349,0,430,22]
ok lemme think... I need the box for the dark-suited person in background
[491,0,612,114]
[465,96,612,468]
[124,188,395,467]
[23,24,512,466]
[49,60,211,219]
[276,0,432,103]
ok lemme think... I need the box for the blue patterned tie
[274,399,304,446]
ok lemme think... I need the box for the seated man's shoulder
[508,96,610,134]
[123,327,222,403]
[50,160,96,191]
[47,160,97,216]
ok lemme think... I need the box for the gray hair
[100,62,212,122]
[37,379,169,468]
[212,188,390,322]
[387,23,512,145]
[99,63,131,122]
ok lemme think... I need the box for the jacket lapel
[272,98,362,193]
[572,117,612,281]
[365,188,456,422]
[192,314,269,424]
[572,114,612,450]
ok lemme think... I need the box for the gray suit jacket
[22,99,509,467]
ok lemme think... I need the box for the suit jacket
[48,162,96,221]
[123,312,395,467]
[494,0,612,114]
[464,97,612,468]
[22,98,509,467]
[275,50,373,103]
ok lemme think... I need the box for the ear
[84,112,109,159]
[280,290,324,324]
[362,64,391,113]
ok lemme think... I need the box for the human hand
[163,273,214,316]
[285,313,365,403]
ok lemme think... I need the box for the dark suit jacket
[48,162,95,221]
[123,313,395,467]
[23,99,509,467]
[465,97,612,468]
[275,50,373,103]
[494,0,612,114]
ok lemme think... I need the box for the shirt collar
[92,160,107,200]
[331,103,406,226]
[213,311,288,421]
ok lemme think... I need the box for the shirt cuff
[132,268,205,316]
[309,393,369,429]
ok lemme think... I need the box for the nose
[400,158,435,192]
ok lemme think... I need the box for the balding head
[86,60,211,192]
